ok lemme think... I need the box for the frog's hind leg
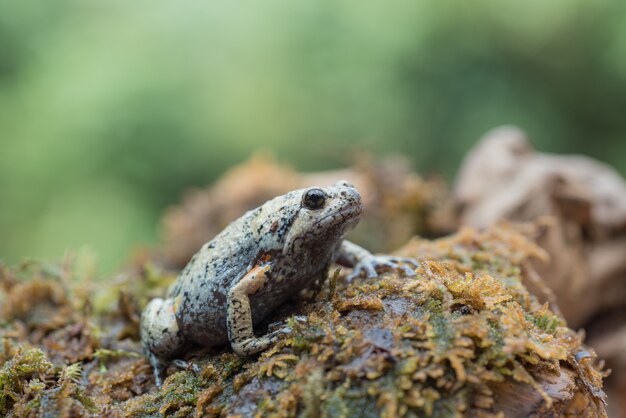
[140,297,186,387]
[227,264,290,356]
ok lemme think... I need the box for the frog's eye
[302,188,327,210]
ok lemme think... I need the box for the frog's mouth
[318,204,362,229]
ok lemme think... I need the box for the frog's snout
[336,183,363,217]
[336,181,361,202]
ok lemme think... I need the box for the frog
[140,180,419,386]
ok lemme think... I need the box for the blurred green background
[1,0,625,273]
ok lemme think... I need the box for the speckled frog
[141,181,418,385]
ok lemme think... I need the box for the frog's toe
[346,262,377,282]
[384,260,416,276]
[348,255,418,281]
[172,359,201,373]
[399,263,418,276]
[364,263,379,279]
[390,257,420,269]
[231,326,292,356]
[267,319,298,333]
[376,256,418,276]
[270,325,293,338]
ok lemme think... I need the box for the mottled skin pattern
[141,181,419,386]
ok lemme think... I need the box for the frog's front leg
[227,263,289,356]
[336,240,419,281]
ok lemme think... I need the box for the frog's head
[283,180,363,255]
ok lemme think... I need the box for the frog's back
[167,199,296,345]
[168,200,292,298]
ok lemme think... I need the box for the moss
[0,340,98,417]
[0,343,53,414]
[0,224,607,417]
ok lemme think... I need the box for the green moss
[0,341,98,417]
[528,311,562,336]
[0,344,53,414]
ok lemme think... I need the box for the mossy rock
[0,225,606,417]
